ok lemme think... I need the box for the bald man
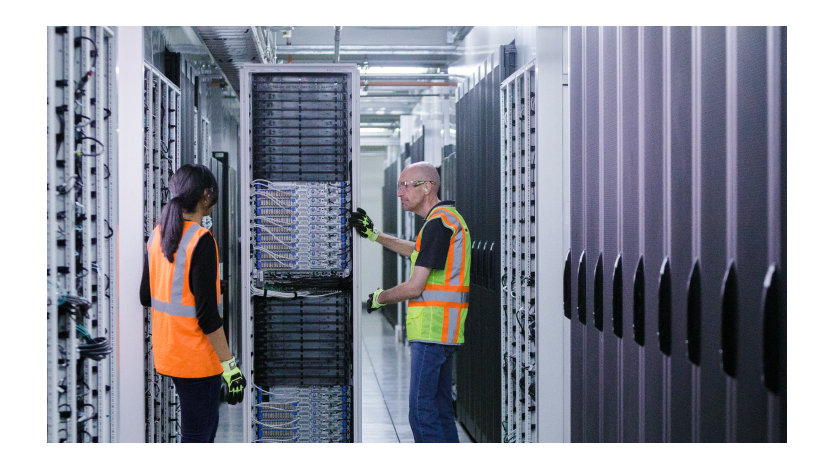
[349,161,472,443]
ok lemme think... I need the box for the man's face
[397,170,425,213]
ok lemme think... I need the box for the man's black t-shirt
[415,201,455,271]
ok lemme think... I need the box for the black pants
[171,374,221,443]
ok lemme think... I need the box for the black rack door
[566,26,786,442]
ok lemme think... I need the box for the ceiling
[184,26,472,138]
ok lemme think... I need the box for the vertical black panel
[583,26,601,443]
[735,26,769,442]
[569,25,585,443]
[381,163,399,328]
[698,26,727,442]
[601,25,620,443]
[777,26,787,444]
[669,26,694,442]
[641,26,665,443]
[455,60,506,443]
[618,26,641,443]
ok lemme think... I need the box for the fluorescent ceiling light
[362,66,433,75]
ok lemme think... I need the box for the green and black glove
[349,208,379,242]
[367,288,385,313]
[221,357,246,405]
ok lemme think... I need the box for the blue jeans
[171,374,221,443]
[408,341,460,443]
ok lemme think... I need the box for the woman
[139,164,245,443]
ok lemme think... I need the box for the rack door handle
[658,257,672,356]
[563,250,572,319]
[577,250,587,325]
[686,260,702,366]
[612,254,623,338]
[720,262,739,378]
[761,263,783,394]
[488,241,496,290]
[594,253,604,332]
[633,256,645,346]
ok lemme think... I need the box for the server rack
[381,161,400,330]
[500,60,538,442]
[47,26,118,443]
[454,45,515,443]
[566,26,786,442]
[239,64,361,443]
[142,62,183,442]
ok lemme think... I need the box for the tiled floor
[217,311,470,443]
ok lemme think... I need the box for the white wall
[115,26,146,443]
[358,149,386,298]
[534,26,571,443]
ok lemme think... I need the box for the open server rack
[500,60,538,442]
[239,64,361,443]
[142,62,183,442]
[47,26,118,442]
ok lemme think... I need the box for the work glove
[349,208,379,242]
[220,357,246,405]
[367,288,385,313]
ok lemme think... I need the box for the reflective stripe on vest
[147,221,222,378]
[407,205,471,344]
[148,223,201,317]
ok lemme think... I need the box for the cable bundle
[76,325,111,361]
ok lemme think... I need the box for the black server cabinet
[381,162,399,328]
[454,45,515,443]
[566,26,786,442]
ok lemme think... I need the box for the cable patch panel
[254,385,351,443]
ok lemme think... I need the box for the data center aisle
[217,311,471,443]
[360,312,471,443]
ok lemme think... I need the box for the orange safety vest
[406,205,471,344]
[147,221,222,378]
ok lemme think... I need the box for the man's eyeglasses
[397,180,435,190]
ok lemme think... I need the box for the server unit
[142,62,183,442]
[500,60,538,442]
[47,26,118,443]
[566,26,786,442]
[239,64,361,443]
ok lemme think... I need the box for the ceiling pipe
[360,74,465,81]
[334,26,342,63]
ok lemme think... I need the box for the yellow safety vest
[406,206,471,344]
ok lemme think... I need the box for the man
[349,161,471,443]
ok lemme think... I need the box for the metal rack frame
[142,62,182,442]
[239,64,362,443]
[47,25,118,443]
[500,59,538,442]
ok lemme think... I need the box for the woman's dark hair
[159,164,218,262]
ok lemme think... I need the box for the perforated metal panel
[47,26,118,443]
[142,62,183,442]
[500,60,538,442]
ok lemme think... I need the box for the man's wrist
[367,228,379,242]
